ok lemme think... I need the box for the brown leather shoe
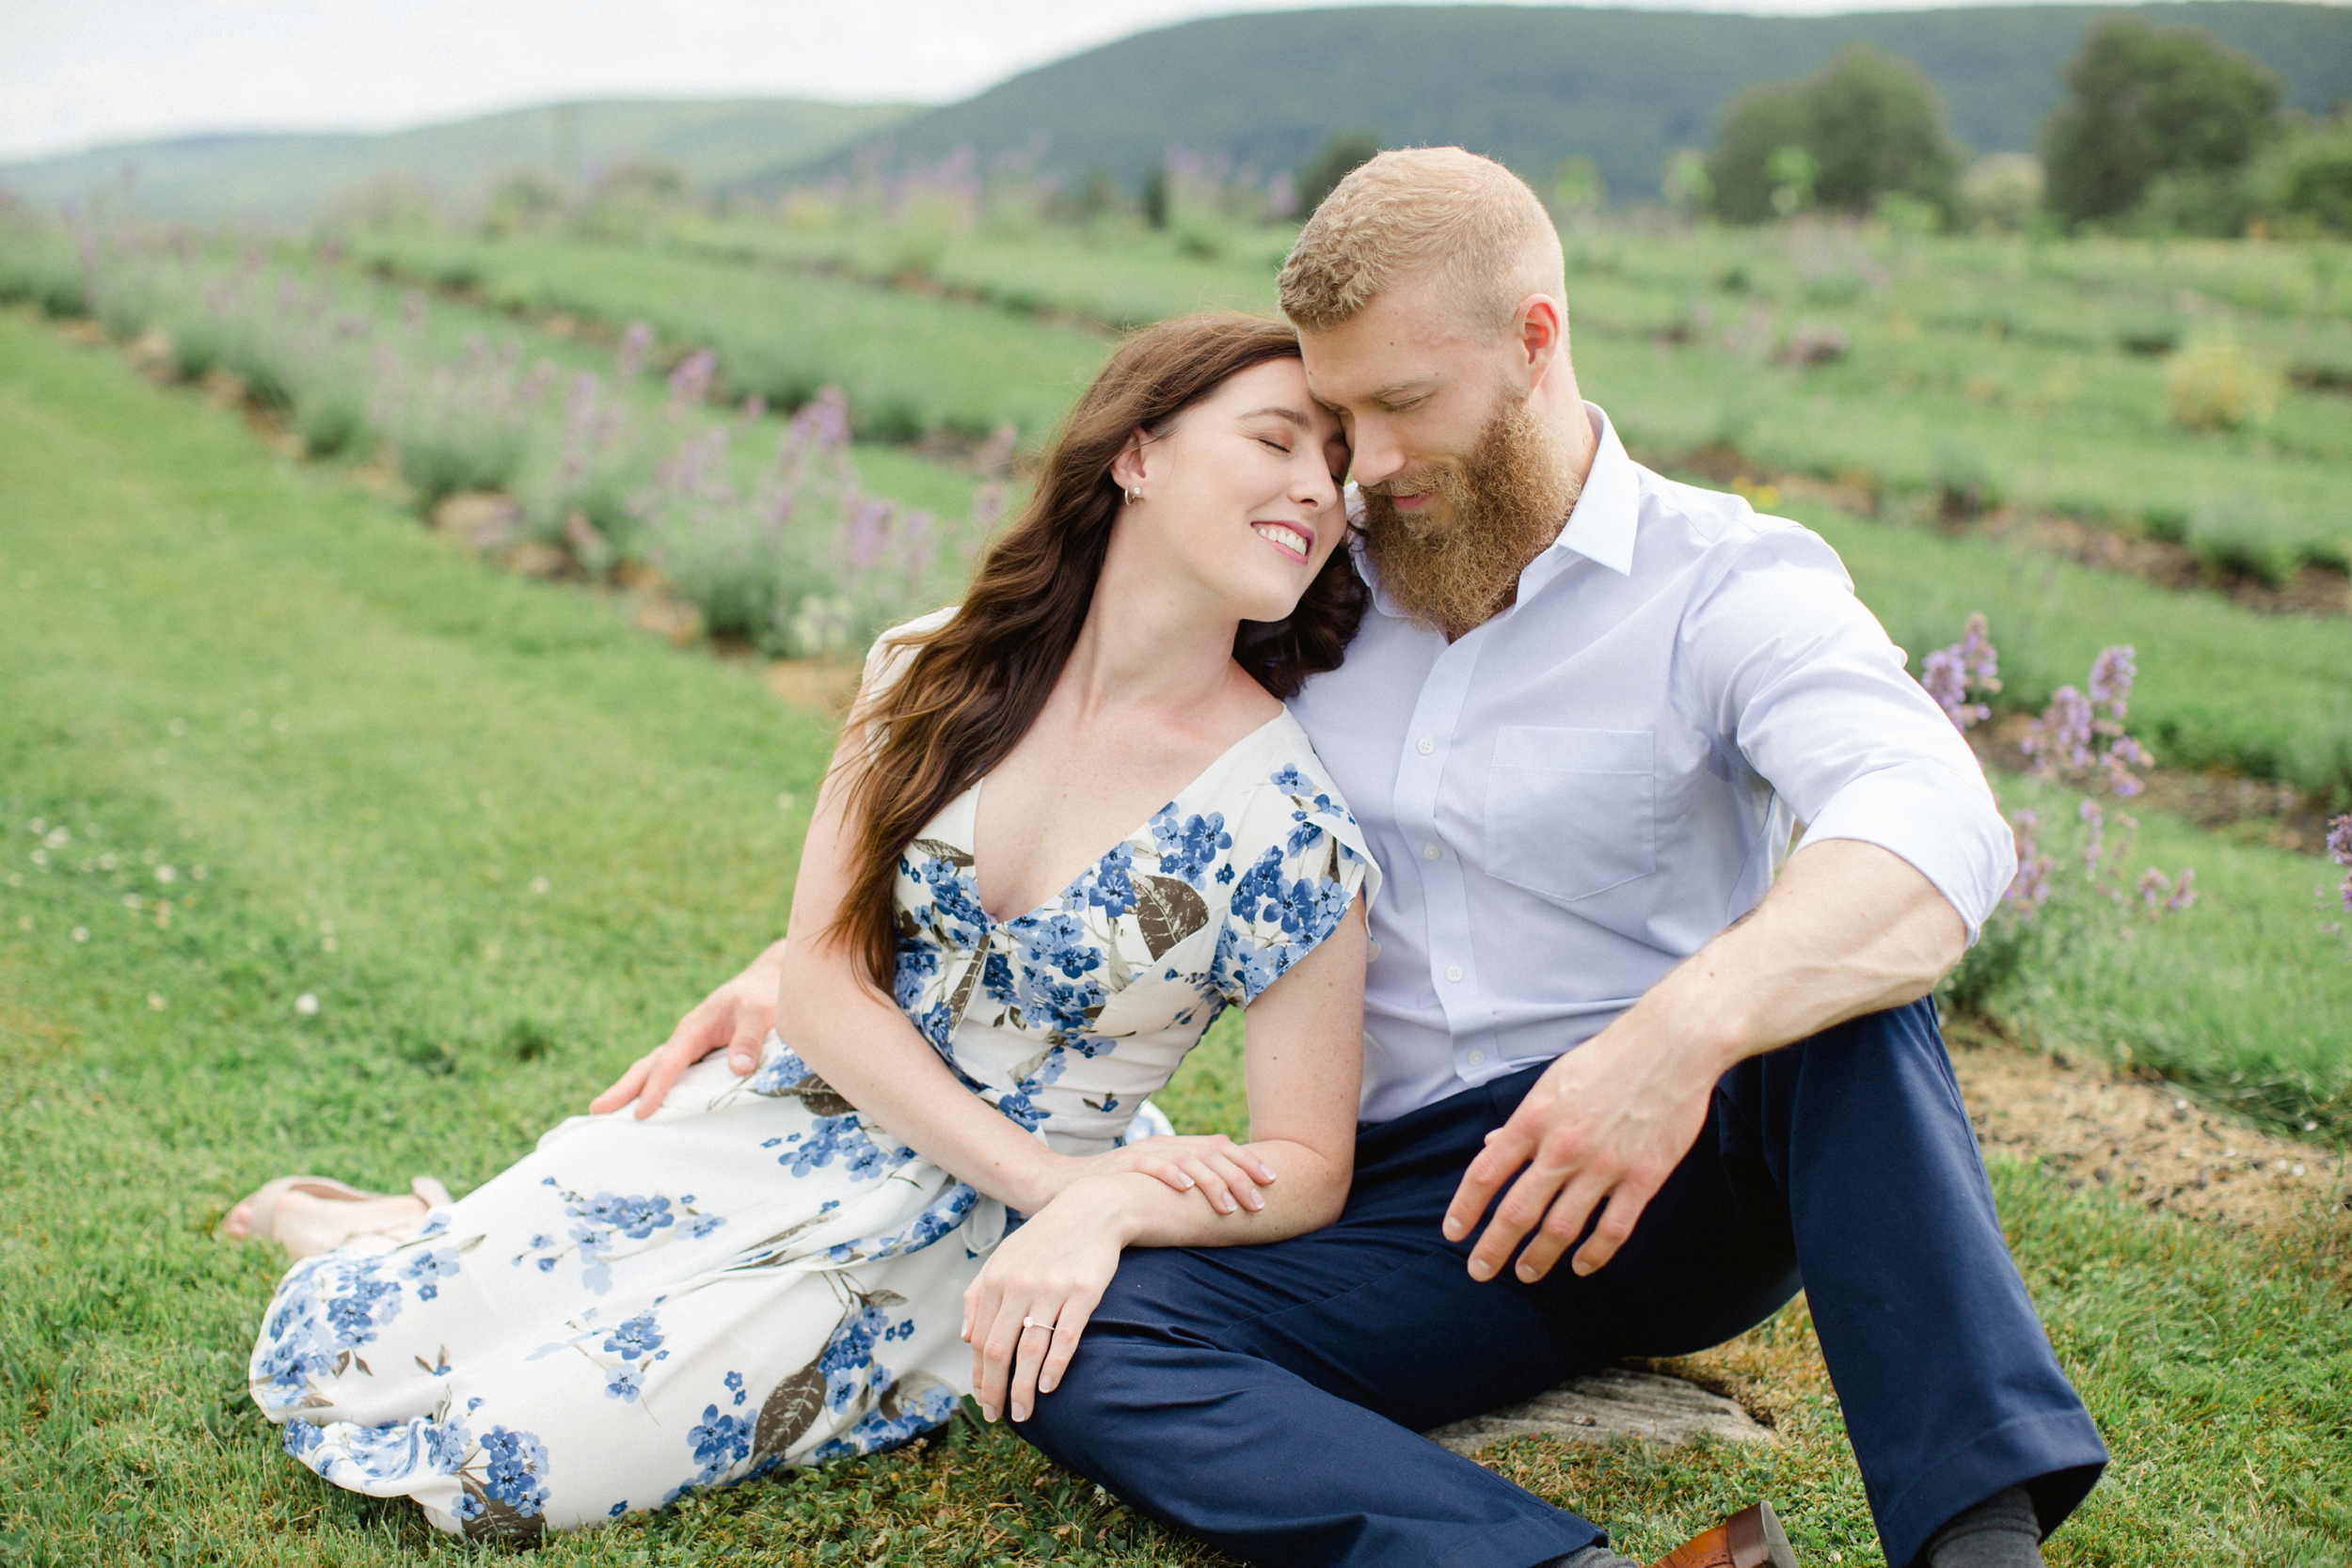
[1647,1501,1798,1568]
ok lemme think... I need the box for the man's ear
[1108,427,1153,495]
[1516,294,1566,380]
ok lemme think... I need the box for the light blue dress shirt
[1289,404,2015,1125]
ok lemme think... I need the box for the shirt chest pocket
[1480,726,1658,904]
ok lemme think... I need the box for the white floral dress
[246,636,1377,1540]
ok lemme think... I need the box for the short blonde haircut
[1279,147,1565,338]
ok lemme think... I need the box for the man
[1010,150,2106,1568]
[644,149,2105,1567]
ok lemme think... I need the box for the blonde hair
[1279,148,1565,338]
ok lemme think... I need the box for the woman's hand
[962,1174,1140,1424]
[1065,1133,1276,1216]
[590,941,787,1117]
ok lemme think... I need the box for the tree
[1293,132,1380,218]
[2041,18,2282,228]
[1705,45,1962,225]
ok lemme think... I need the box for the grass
[1787,495,2352,805]
[3,290,2350,1565]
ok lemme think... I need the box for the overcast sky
[2,0,2265,163]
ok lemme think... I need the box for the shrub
[2041,18,2281,229]
[1707,45,1962,225]
[1960,153,2044,232]
[1294,132,1381,218]
[2245,111,2352,235]
[2166,338,2277,432]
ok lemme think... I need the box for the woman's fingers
[974,1293,1029,1421]
[586,1053,656,1116]
[1033,1290,1101,1399]
[1195,1152,1264,1212]
[1007,1310,1058,1423]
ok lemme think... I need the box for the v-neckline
[966,711,1289,927]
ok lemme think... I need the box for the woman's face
[1115,357,1351,625]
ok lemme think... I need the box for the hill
[772,3,2352,205]
[0,98,918,226]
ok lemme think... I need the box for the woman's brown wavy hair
[830,312,1367,991]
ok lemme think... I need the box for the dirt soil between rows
[1948,1034,2349,1234]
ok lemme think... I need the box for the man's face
[1296,273,1522,531]
[1298,274,1581,640]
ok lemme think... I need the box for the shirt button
[1466,1048,1486,1066]
[1417,736,1435,755]
[1422,843,1441,862]
[1445,964,1464,982]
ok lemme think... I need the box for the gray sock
[1540,1547,1640,1568]
[1925,1486,2043,1568]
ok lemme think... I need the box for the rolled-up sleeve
[1681,525,2015,941]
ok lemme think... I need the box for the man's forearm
[1643,837,1967,1075]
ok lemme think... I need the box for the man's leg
[1690,1000,2106,1565]
[1023,1001,2104,1568]
[1016,1069,1617,1568]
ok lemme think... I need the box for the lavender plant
[1927,615,2196,1022]
[2329,814,2352,915]
[633,385,948,656]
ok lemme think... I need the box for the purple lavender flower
[616,322,654,381]
[2328,814,2352,912]
[2087,645,2135,719]
[2025,687,2095,773]
[666,349,718,408]
[1919,612,2000,731]
[2002,810,2052,915]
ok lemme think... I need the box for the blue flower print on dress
[403,1246,461,1303]
[807,1378,960,1463]
[782,1114,914,1181]
[476,1425,552,1519]
[1076,843,1136,917]
[918,856,989,944]
[1152,806,1232,887]
[688,1403,755,1485]
[818,1305,894,1412]
[507,1183,725,1296]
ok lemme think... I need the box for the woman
[232,314,1380,1539]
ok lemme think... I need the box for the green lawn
[2,308,2346,1565]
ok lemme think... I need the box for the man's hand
[1440,840,1968,1284]
[1441,1012,1725,1283]
[589,939,787,1117]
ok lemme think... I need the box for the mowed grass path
[1,310,2347,1564]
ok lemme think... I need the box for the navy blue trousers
[1016,1001,2106,1568]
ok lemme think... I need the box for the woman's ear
[1107,426,1153,497]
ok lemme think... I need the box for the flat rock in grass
[1423,1368,1772,1456]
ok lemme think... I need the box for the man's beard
[1359,393,1582,641]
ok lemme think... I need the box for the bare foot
[219,1176,446,1257]
[273,1189,429,1256]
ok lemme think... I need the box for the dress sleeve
[851,606,959,747]
[1209,754,1382,1007]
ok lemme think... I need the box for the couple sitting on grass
[225,150,2106,1568]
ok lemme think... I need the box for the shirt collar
[1348,401,1639,620]
[1553,402,1639,578]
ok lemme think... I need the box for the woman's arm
[965,899,1367,1422]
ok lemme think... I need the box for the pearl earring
[1125,487,1142,503]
